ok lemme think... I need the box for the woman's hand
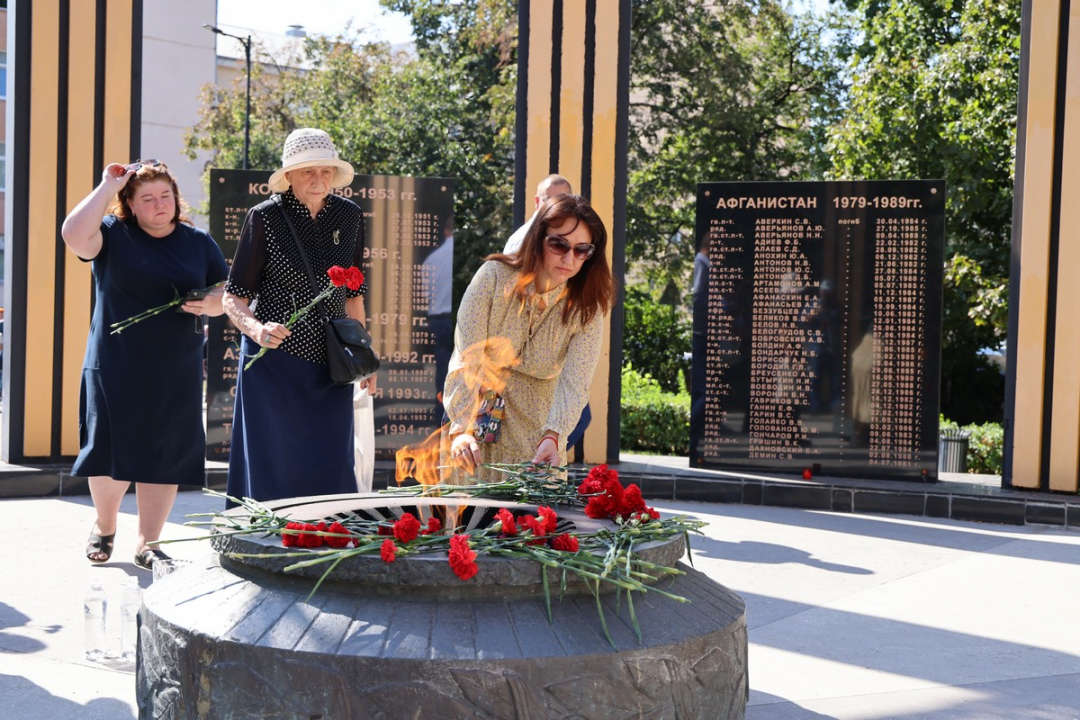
[450,433,481,473]
[254,321,290,349]
[359,372,378,395]
[532,434,561,466]
[102,163,136,193]
[62,162,136,260]
[181,286,225,317]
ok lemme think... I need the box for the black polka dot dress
[225,189,368,504]
[226,189,366,360]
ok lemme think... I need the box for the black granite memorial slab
[206,171,454,464]
[691,180,945,482]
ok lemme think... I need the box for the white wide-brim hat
[268,128,355,193]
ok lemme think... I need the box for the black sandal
[86,530,115,563]
[134,547,171,570]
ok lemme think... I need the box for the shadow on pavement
[0,674,134,720]
[0,602,51,653]
[691,535,874,575]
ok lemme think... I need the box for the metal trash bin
[939,428,971,473]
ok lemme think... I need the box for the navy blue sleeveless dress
[71,216,229,485]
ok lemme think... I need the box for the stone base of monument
[136,495,748,719]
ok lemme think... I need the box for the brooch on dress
[332,230,341,245]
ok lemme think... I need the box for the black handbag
[275,197,380,384]
[325,316,380,383]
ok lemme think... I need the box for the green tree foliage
[621,365,690,455]
[940,416,1004,474]
[627,0,847,282]
[622,285,691,394]
[185,6,518,309]
[185,0,1018,428]
[827,0,1020,422]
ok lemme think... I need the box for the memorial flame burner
[137,493,748,719]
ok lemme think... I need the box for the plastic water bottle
[83,582,108,661]
[120,577,143,664]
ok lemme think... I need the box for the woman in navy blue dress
[223,128,376,505]
[62,161,229,569]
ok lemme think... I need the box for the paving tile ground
[2,488,1079,719]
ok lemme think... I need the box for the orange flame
[394,337,521,489]
[395,424,446,487]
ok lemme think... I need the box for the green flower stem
[306,554,353,601]
[110,293,183,334]
[244,283,336,370]
[148,527,270,546]
[156,469,708,635]
[109,282,225,335]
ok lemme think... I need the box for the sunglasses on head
[544,235,595,260]
[125,159,167,172]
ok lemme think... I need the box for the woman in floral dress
[442,194,615,482]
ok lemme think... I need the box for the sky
[214,0,833,49]
[215,0,415,45]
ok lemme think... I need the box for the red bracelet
[536,436,558,451]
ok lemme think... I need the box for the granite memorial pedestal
[137,495,748,719]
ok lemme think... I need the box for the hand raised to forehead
[102,163,136,191]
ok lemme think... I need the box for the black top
[226,189,366,364]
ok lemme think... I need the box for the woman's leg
[133,483,179,554]
[87,475,131,561]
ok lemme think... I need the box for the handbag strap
[273,195,330,325]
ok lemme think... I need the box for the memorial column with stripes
[3,0,142,464]
[1006,0,1080,491]
[515,0,631,464]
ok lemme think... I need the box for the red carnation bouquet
[578,464,661,524]
[244,264,363,369]
[161,466,707,648]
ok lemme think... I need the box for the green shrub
[620,365,690,455]
[940,415,1004,475]
[622,285,692,395]
[964,422,1004,475]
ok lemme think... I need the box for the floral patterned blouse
[441,260,605,482]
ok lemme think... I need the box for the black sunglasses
[544,235,596,260]
[125,159,167,172]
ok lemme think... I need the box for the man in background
[503,174,573,254]
[426,217,455,417]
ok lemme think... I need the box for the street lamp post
[203,24,252,170]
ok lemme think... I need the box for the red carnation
[537,506,558,535]
[448,534,479,581]
[618,484,647,518]
[422,517,442,535]
[327,265,347,287]
[585,475,625,519]
[520,514,549,545]
[298,522,325,548]
[495,508,518,536]
[578,463,615,496]
[281,521,303,547]
[585,494,615,519]
[377,524,392,536]
[647,507,660,520]
[393,512,421,544]
[345,266,364,291]
[551,534,579,553]
[578,476,604,496]
[380,539,396,563]
[325,521,352,548]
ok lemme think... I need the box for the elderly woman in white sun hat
[223,128,375,504]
